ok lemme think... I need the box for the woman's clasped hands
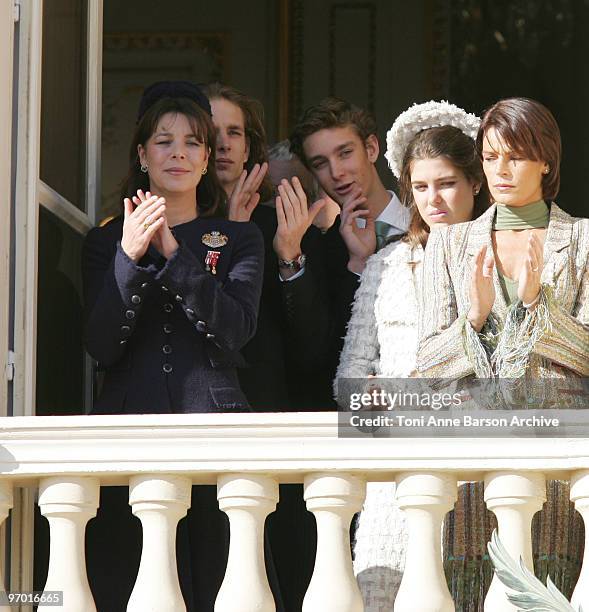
[121,190,179,262]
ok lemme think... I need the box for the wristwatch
[277,253,306,271]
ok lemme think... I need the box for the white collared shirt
[355,190,410,236]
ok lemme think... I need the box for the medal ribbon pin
[205,250,221,275]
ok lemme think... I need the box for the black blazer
[82,216,264,414]
[238,205,291,412]
[281,216,360,410]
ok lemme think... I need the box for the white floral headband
[385,100,481,179]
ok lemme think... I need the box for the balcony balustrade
[0,413,587,611]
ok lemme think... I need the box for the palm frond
[487,529,579,611]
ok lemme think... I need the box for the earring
[202,166,208,175]
[140,163,148,173]
[543,166,550,175]
[473,187,480,195]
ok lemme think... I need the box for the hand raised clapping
[273,177,326,264]
[121,190,178,262]
[467,245,496,332]
[228,162,269,222]
[517,233,543,307]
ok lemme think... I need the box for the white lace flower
[385,101,481,178]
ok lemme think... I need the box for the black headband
[137,80,212,123]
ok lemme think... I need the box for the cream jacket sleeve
[334,251,386,390]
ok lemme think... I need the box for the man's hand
[273,177,326,272]
[228,162,268,222]
[339,187,376,274]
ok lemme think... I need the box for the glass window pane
[36,207,85,415]
[40,0,88,209]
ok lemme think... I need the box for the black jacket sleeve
[82,226,159,367]
[281,221,360,370]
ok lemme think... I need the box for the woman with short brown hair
[418,96,588,380]
[417,96,588,603]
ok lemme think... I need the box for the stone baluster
[38,477,99,611]
[127,475,191,612]
[215,474,278,612]
[394,472,457,612]
[302,473,365,612]
[484,471,545,611]
[571,470,589,610]
[0,482,12,612]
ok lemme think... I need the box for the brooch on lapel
[205,250,221,275]
[202,231,228,248]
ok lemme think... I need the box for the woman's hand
[467,245,495,332]
[273,177,325,275]
[132,190,178,260]
[121,193,166,262]
[517,233,543,307]
[228,162,269,222]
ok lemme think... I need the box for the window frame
[8,0,103,597]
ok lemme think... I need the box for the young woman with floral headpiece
[335,100,489,610]
[417,97,588,604]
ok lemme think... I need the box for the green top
[493,199,549,230]
[493,200,549,303]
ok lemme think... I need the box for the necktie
[374,220,392,251]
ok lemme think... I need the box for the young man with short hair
[205,82,292,414]
[274,98,409,409]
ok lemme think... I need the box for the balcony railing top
[0,413,587,484]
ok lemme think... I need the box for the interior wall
[293,0,431,183]
[101,0,431,216]
[102,0,280,217]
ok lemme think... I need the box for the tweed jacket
[335,240,423,383]
[416,203,589,380]
[83,215,264,414]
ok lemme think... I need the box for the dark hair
[290,97,378,167]
[398,126,489,248]
[477,97,561,201]
[121,96,226,218]
[137,80,212,122]
[204,82,274,202]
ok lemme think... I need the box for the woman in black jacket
[82,82,272,612]
[83,81,264,414]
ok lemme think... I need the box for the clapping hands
[121,190,178,262]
